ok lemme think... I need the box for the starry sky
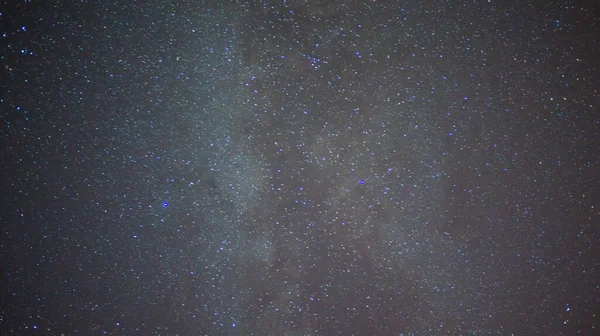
[2,0,599,335]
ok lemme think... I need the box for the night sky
[2,0,599,335]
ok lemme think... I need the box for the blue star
[162,201,169,208]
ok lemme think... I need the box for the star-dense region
[1,0,599,335]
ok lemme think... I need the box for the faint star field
[1,0,599,335]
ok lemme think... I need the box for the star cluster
[2,0,599,335]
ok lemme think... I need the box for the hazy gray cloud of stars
[2,0,599,335]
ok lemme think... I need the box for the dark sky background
[2,0,599,335]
